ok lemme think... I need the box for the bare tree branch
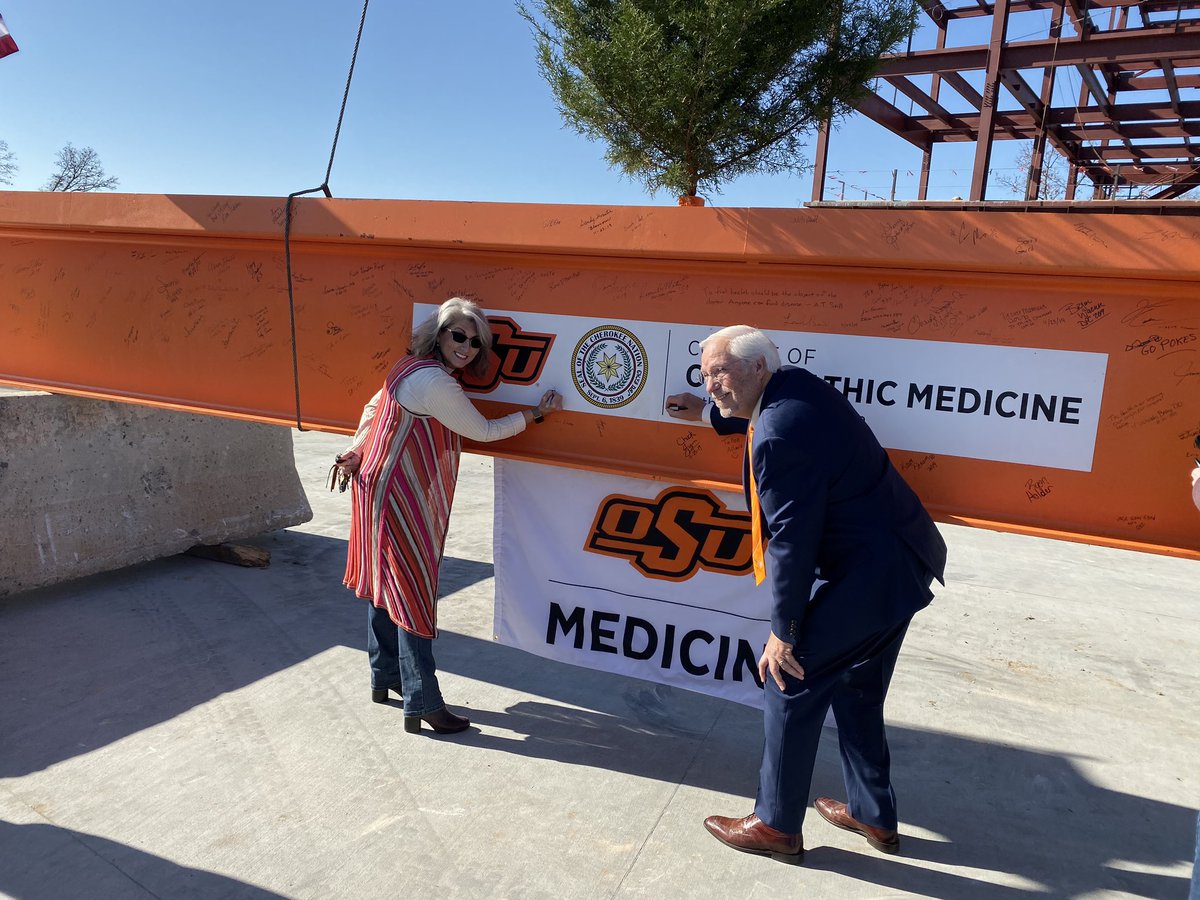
[0,139,16,186]
[42,143,119,192]
[994,143,1065,200]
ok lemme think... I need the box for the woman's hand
[539,389,563,416]
[527,389,563,424]
[336,451,361,476]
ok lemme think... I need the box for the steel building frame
[811,0,1200,202]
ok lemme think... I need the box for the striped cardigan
[343,356,462,638]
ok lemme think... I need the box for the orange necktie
[747,422,767,584]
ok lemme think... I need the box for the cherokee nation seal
[572,325,648,409]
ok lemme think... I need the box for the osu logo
[460,316,556,393]
[585,487,752,581]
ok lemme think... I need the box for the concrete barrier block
[0,391,313,596]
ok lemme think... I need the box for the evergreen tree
[521,0,918,200]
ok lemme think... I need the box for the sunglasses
[445,327,483,350]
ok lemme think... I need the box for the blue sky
[1,2,1064,206]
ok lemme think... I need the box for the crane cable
[284,0,371,431]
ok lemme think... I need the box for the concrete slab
[1,429,1197,899]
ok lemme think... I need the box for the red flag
[0,14,19,59]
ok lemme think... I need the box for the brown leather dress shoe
[703,813,804,863]
[404,707,470,735]
[814,797,900,854]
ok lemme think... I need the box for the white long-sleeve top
[394,365,527,442]
[345,362,527,458]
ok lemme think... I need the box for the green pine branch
[520,0,917,199]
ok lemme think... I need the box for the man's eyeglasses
[445,328,483,350]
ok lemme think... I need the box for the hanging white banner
[416,304,1108,471]
[493,458,773,707]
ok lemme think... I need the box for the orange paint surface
[1,191,1198,558]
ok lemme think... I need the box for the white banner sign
[492,458,772,707]
[416,305,1109,471]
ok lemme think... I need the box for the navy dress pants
[754,617,911,835]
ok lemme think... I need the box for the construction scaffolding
[812,0,1200,202]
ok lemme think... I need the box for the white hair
[700,325,781,373]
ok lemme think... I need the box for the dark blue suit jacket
[711,366,947,656]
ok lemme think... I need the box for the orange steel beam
[2,191,1199,559]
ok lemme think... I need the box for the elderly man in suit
[666,325,947,863]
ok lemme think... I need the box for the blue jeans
[367,602,444,717]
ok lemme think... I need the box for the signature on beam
[1174,361,1200,385]
[1121,298,1198,329]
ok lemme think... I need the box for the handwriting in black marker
[1124,336,1159,352]
[1061,299,1107,329]
[676,431,702,459]
[1072,223,1109,248]
[952,222,991,246]
[1127,333,1197,357]
[881,219,913,247]
[207,201,241,224]
[1025,476,1053,502]
[1120,298,1198,329]
[1174,361,1200,385]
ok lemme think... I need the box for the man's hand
[665,392,706,421]
[758,631,804,691]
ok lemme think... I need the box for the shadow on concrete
[444,634,1192,899]
[0,531,494,779]
[813,728,1190,899]
[0,819,287,900]
[0,528,1192,898]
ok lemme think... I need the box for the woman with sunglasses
[334,296,561,735]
